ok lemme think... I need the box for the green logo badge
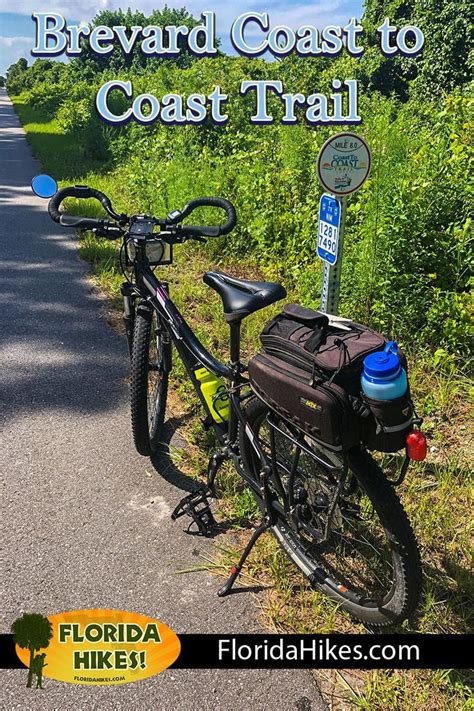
[11,613,53,689]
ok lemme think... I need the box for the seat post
[227,320,242,446]
[229,321,241,365]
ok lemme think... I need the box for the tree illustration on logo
[11,613,53,689]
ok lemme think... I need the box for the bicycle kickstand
[218,457,276,597]
[217,516,272,597]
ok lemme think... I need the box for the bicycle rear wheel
[130,306,169,456]
[239,397,422,626]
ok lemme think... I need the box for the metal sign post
[317,133,371,315]
[320,196,347,315]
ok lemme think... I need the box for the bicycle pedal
[171,487,217,536]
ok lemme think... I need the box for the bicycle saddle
[203,270,286,323]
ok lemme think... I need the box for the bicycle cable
[119,241,133,285]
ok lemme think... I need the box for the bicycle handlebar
[48,185,125,230]
[48,185,237,240]
[168,196,237,237]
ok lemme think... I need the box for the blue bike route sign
[317,194,341,265]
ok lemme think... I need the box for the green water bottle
[194,367,230,422]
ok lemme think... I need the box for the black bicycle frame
[128,252,270,491]
[121,242,354,597]
[126,247,346,527]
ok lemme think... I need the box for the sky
[0,1,364,76]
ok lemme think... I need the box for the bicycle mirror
[31,174,58,198]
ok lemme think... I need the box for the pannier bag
[248,303,416,453]
[248,353,361,451]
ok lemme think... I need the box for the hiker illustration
[30,652,48,689]
[11,612,53,689]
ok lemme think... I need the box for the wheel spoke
[256,419,396,601]
[328,530,391,591]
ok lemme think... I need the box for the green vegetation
[362,0,473,98]
[7,1,473,706]
[6,14,473,361]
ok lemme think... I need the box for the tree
[362,0,472,99]
[27,60,68,90]
[412,0,473,95]
[5,57,29,94]
[13,57,27,71]
[72,7,208,79]
[11,613,53,688]
[0,76,5,87]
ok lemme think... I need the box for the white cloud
[0,1,360,31]
[0,1,98,12]
[0,36,33,74]
[0,36,31,47]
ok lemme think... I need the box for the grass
[13,96,107,179]
[13,96,474,709]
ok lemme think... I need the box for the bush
[28,82,68,117]
[56,80,115,161]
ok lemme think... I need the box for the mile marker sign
[317,132,371,196]
[317,194,340,265]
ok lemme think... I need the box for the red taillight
[406,431,427,461]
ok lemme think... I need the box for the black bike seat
[203,270,286,323]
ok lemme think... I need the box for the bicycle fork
[121,281,135,357]
[121,282,173,371]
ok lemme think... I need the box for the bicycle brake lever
[93,224,123,239]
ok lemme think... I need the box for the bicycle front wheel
[130,306,169,456]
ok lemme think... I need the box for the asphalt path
[0,88,325,710]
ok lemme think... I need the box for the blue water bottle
[361,341,408,400]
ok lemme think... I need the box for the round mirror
[31,174,58,198]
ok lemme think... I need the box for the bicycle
[38,177,422,626]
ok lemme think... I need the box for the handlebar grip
[178,196,237,237]
[58,214,103,229]
[180,225,221,238]
[48,185,115,224]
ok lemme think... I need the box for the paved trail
[0,89,325,710]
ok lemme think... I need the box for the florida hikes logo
[12,613,53,689]
[12,609,180,687]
